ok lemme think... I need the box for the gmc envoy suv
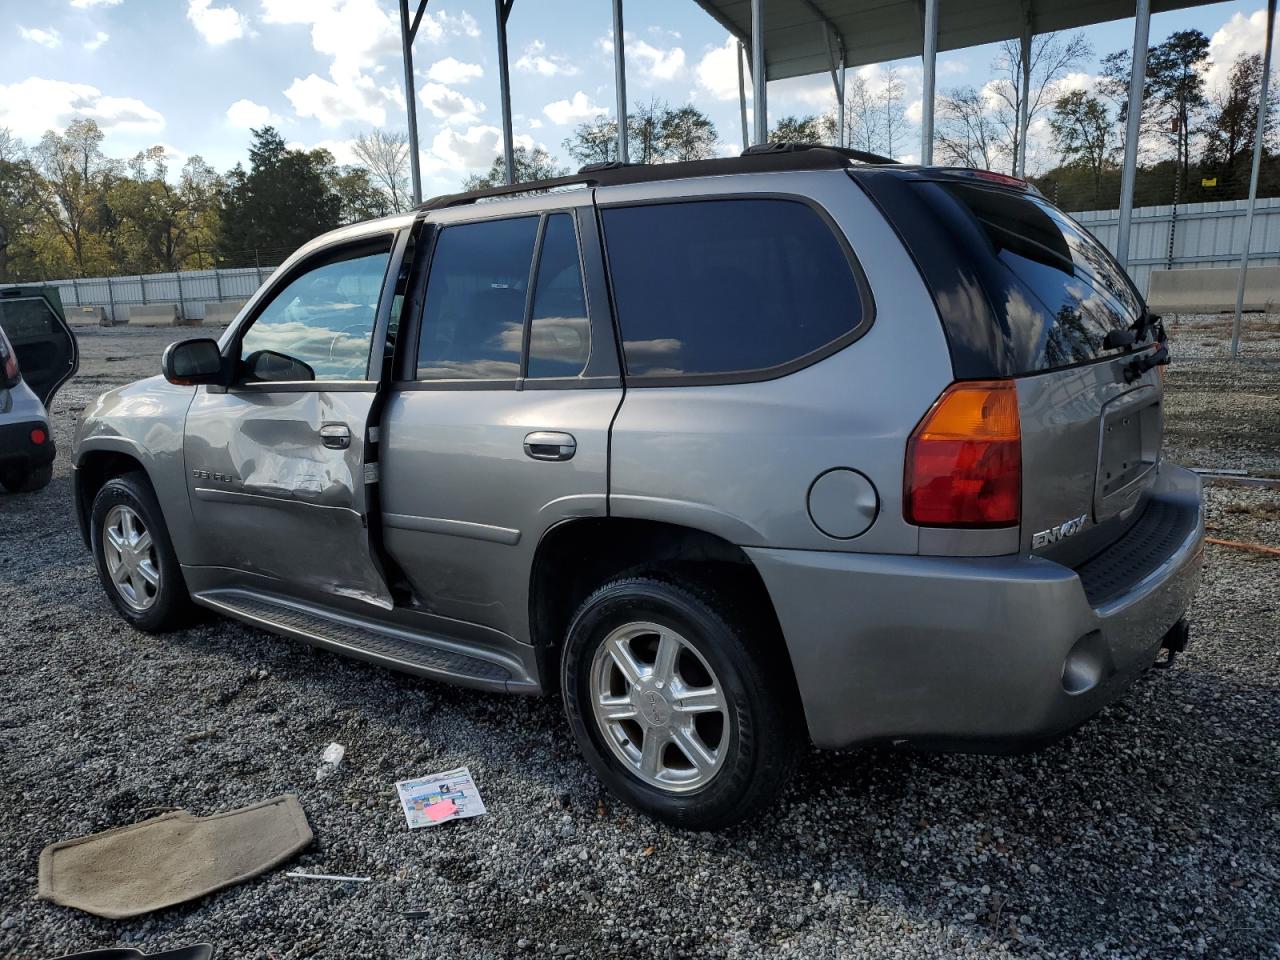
[74,146,1203,828]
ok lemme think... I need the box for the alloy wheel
[102,504,161,612]
[589,621,731,792]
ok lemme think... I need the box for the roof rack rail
[415,145,896,212]
[742,142,900,165]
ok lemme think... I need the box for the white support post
[1016,19,1032,176]
[495,0,516,185]
[751,0,767,145]
[837,57,846,148]
[612,0,628,164]
[1116,0,1151,273]
[921,0,938,164]
[1231,0,1277,359]
[737,41,750,151]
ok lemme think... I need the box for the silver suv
[74,147,1203,828]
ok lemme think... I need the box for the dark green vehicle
[0,286,79,493]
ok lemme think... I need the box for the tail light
[905,380,1021,528]
[0,328,18,388]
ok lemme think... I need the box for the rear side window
[417,217,538,380]
[601,199,868,379]
[937,183,1142,372]
[528,213,590,378]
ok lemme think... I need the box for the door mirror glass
[243,349,315,383]
[162,338,225,385]
[0,289,79,406]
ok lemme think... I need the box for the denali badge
[1032,514,1088,549]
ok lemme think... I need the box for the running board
[193,589,535,693]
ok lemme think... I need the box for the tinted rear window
[601,199,867,378]
[935,183,1142,373]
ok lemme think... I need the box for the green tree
[462,145,568,190]
[33,118,117,276]
[661,105,718,161]
[1147,29,1211,195]
[563,116,620,166]
[0,129,47,282]
[1049,90,1116,200]
[218,126,343,264]
[1203,52,1274,167]
[769,115,825,145]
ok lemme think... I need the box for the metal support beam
[612,0,629,163]
[1231,0,1277,360]
[1116,0,1150,273]
[398,0,429,204]
[920,0,938,164]
[822,22,846,148]
[737,40,750,150]
[1016,17,1032,177]
[495,0,516,185]
[751,0,767,145]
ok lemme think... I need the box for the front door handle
[524,431,576,461]
[320,423,351,450]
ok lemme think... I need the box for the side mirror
[243,349,315,383]
[162,338,225,386]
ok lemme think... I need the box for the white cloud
[695,36,741,101]
[83,31,109,51]
[420,82,483,125]
[543,91,608,126]
[308,137,359,165]
[1057,71,1096,95]
[423,124,504,172]
[226,98,281,128]
[187,0,246,45]
[285,72,398,126]
[939,59,969,76]
[19,26,62,49]
[516,40,579,77]
[631,39,686,81]
[906,98,922,124]
[426,57,482,85]
[0,77,164,141]
[70,0,122,7]
[1203,10,1272,99]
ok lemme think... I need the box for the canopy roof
[692,0,1211,79]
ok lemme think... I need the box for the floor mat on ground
[38,795,312,918]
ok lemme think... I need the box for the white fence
[1072,196,1280,296]
[4,196,1280,319]
[0,266,276,324]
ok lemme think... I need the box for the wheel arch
[74,445,153,548]
[528,517,800,701]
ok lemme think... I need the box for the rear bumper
[0,417,55,470]
[748,463,1204,750]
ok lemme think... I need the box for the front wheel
[561,576,799,830]
[90,473,193,632]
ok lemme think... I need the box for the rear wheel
[90,473,193,632]
[561,575,799,830]
[0,464,52,493]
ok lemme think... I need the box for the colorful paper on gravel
[396,766,486,828]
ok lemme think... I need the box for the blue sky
[1,0,1274,195]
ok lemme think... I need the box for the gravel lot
[1,320,1277,960]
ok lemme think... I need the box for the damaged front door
[182,235,400,608]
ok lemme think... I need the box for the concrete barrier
[1146,266,1280,314]
[124,303,182,327]
[70,305,107,326]
[202,299,247,327]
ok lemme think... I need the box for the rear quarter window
[600,198,869,380]
[934,183,1143,373]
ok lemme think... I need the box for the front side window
[416,217,539,380]
[602,199,867,378]
[239,241,391,382]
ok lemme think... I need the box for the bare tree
[880,66,907,159]
[352,129,411,213]
[987,31,1092,174]
[936,87,1009,170]
[0,128,25,164]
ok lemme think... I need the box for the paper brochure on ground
[395,767,486,828]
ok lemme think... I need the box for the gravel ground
[1,322,1277,960]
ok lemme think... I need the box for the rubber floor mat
[39,795,312,918]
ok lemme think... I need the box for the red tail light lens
[905,380,1021,528]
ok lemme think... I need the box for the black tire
[89,472,194,632]
[0,463,52,493]
[561,575,800,830]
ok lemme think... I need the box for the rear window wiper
[1104,308,1164,351]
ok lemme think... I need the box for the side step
[194,589,534,693]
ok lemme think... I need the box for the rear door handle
[524,431,576,461]
[320,423,351,450]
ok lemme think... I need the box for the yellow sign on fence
[1201,177,1218,187]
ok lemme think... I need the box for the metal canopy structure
[690,0,1208,79]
